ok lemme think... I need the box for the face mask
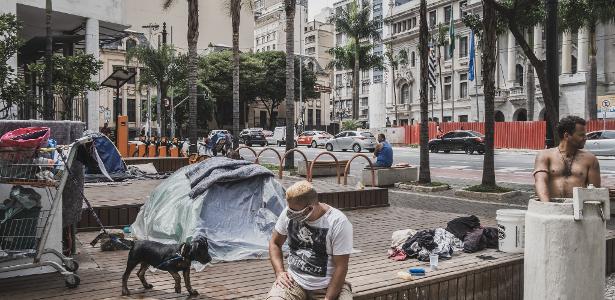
[287,205,314,223]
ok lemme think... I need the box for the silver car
[325,131,378,152]
[586,130,615,156]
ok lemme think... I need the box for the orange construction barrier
[138,144,146,157]
[170,147,179,157]
[159,146,167,157]
[148,145,156,157]
[117,115,128,156]
[128,143,136,157]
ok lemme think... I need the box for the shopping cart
[0,136,91,288]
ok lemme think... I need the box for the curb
[454,189,522,202]
[394,182,450,192]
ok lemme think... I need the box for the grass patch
[261,163,297,174]
[401,181,448,187]
[407,144,419,148]
[464,184,513,193]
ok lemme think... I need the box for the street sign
[603,99,611,108]
[597,95,615,119]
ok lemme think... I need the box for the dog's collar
[155,243,189,270]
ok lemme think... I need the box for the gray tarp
[131,158,286,262]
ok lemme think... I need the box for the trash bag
[131,163,287,262]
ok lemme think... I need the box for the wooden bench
[296,160,349,177]
[362,165,419,187]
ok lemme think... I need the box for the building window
[400,84,410,104]
[361,97,368,106]
[306,47,316,55]
[308,62,314,72]
[373,74,383,83]
[306,35,316,44]
[412,17,417,28]
[141,99,148,122]
[127,99,136,122]
[255,0,264,10]
[128,67,137,84]
[516,64,524,86]
[308,109,314,125]
[443,116,452,122]
[444,41,451,60]
[362,69,369,81]
[316,109,322,125]
[336,33,344,45]
[460,1,468,17]
[460,36,468,58]
[361,83,370,94]
[444,76,452,100]
[444,6,452,23]
[429,86,436,101]
[272,44,276,50]
[373,3,382,13]
[402,20,407,31]
[429,10,437,27]
[458,115,468,122]
[459,73,468,98]
[336,74,343,87]
[126,39,137,52]
[411,51,416,67]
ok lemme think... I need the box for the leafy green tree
[331,0,381,120]
[560,0,615,120]
[0,13,25,119]
[29,53,102,120]
[384,45,408,124]
[341,119,362,131]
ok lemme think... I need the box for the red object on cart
[0,127,50,148]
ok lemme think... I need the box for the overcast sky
[308,0,334,20]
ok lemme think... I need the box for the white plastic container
[524,197,605,300]
[495,209,526,253]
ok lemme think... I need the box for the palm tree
[560,0,615,120]
[284,0,297,170]
[384,45,408,125]
[418,0,431,184]
[43,0,53,120]
[332,0,380,120]
[481,0,497,187]
[228,0,251,140]
[435,23,448,122]
[164,0,198,152]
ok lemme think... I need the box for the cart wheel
[65,273,80,288]
[64,260,79,272]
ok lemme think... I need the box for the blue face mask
[286,205,314,223]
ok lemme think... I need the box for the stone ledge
[394,182,450,192]
[455,189,522,201]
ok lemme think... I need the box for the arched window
[411,51,416,67]
[307,62,314,72]
[495,111,505,122]
[126,39,137,51]
[513,108,528,121]
[515,64,524,86]
[400,84,410,104]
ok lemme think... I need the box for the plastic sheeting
[131,163,287,262]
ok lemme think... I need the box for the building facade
[384,0,615,126]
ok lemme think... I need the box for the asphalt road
[241,145,615,186]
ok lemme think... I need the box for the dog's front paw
[144,283,153,289]
[188,289,199,296]
[122,288,130,296]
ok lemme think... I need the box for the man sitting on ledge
[373,134,393,168]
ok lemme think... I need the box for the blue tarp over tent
[81,131,126,181]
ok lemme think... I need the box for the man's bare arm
[269,231,293,287]
[533,150,551,202]
[325,254,349,300]
[374,143,382,158]
[588,155,601,188]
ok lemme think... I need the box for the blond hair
[286,181,318,205]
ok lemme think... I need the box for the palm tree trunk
[232,0,241,136]
[587,25,597,120]
[187,0,199,153]
[481,0,497,187]
[438,48,444,122]
[44,0,54,120]
[284,0,296,169]
[157,85,162,136]
[392,69,398,124]
[418,0,431,184]
[353,37,360,120]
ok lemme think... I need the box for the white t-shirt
[274,206,353,291]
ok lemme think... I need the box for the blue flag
[468,30,476,81]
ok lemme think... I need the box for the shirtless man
[533,116,601,202]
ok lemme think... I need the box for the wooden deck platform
[1,206,527,300]
[76,177,388,231]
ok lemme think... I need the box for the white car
[586,130,615,156]
[295,131,333,148]
[325,131,378,152]
[263,130,276,145]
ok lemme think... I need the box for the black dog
[121,236,212,296]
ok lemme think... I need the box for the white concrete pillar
[561,31,573,74]
[533,26,543,60]
[577,28,589,73]
[507,31,516,86]
[85,18,100,131]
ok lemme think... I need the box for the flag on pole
[428,41,437,88]
[468,30,476,81]
[448,16,455,59]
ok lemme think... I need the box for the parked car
[273,126,297,146]
[325,131,377,153]
[239,129,267,147]
[263,130,276,145]
[585,130,615,156]
[428,130,485,154]
[295,131,333,148]
[208,130,229,139]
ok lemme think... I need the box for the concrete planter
[455,189,521,201]
[362,166,419,187]
[394,182,450,192]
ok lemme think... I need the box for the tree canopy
[0,13,25,119]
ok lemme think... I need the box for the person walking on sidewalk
[267,181,354,300]
[533,116,601,202]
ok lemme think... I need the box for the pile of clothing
[387,215,499,262]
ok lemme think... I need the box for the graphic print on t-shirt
[287,220,328,277]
